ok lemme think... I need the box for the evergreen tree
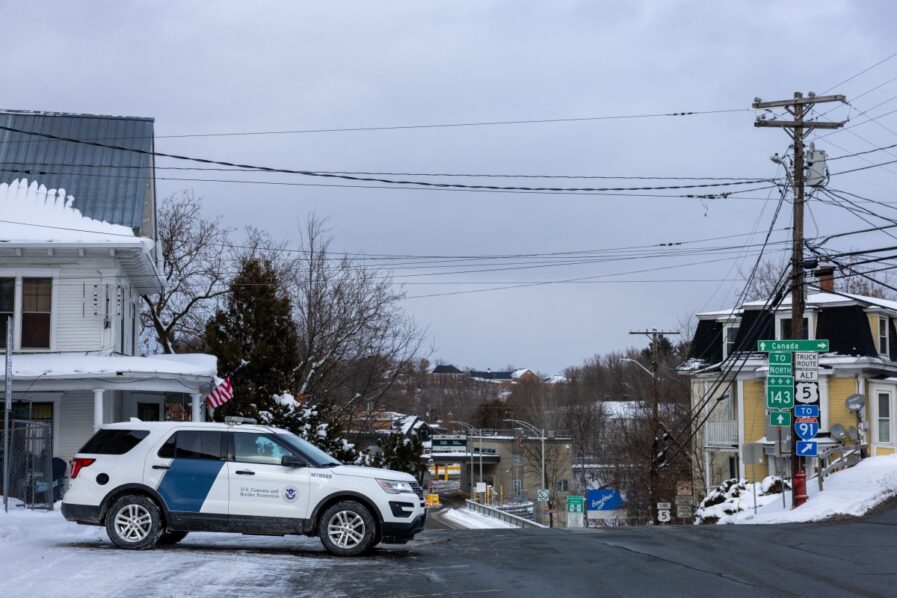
[370,432,425,479]
[205,257,299,421]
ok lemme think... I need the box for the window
[877,392,891,444]
[879,317,889,357]
[556,479,569,492]
[158,431,225,460]
[137,402,161,422]
[0,278,12,348]
[21,278,52,349]
[723,325,738,358]
[234,432,298,465]
[80,429,150,455]
[778,317,809,340]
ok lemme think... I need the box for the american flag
[205,377,234,408]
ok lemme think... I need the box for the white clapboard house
[0,110,217,463]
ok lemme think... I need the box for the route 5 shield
[795,382,819,404]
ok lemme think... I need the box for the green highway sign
[767,387,794,409]
[757,339,829,353]
[769,411,792,427]
[566,495,585,513]
[768,364,793,376]
[767,352,791,365]
[766,375,794,388]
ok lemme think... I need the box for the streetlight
[504,418,545,493]
[622,357,652,378]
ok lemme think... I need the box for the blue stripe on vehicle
[156,459,225,512]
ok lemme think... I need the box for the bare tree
[286,216,426,422]
[141,191,231,353]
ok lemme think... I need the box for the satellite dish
[848,426,859,443]
[830,423,847,442]
[846,394,866,412]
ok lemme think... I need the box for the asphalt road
[301,499,897,597]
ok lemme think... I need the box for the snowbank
[698,454,897,525]
[442,507,517,529]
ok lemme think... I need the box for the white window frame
[0,269,59,352]
[774,312,814,341]
[878,316,889,358]
[722,321,740,360]
[871,386,894,446]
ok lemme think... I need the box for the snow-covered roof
[0,179,152,249]
[511,368,534,380]
[544,374,568,384]
[700,291,897,318]
[0,351,217,380]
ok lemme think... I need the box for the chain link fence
[1,421,60,510]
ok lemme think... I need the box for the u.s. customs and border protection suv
[61,419,426,556]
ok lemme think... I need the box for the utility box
[807,148,828,187]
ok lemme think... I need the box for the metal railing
[465,499,547,528]
[704,421,738,448]
[815,444,865,491]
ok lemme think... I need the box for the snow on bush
[694,477,789,524]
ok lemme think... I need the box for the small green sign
[769,411,792,427]
[766,387,794,409]
[767,352,791,365]
[768,364,793,376]
[566,495,585,513]
[766,375,794,388]
[757,339,830,353]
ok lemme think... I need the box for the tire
[157,531,189,546]
[105,495,163,550]
[318,500,377,557]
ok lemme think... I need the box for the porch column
[191,393,203,422]
[93,389,104,429]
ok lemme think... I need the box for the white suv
[61,420,426,556]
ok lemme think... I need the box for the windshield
[277,431,341,467]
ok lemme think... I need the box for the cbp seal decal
[283,486,299,503]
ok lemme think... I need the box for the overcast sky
[3,1,896,374]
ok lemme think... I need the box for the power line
[821,50,897,94]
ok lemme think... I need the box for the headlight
[376,478,415,494]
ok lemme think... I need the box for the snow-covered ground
[441,507,517,529]
[0,503,360,598]
[697,454,897,525]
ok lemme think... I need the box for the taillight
[71,458,95,479]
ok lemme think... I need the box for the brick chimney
[815,265,835,293]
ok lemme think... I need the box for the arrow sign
[757,339,830,352]
[769,411,792,427]
[797,441,818,457]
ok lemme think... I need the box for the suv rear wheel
[318,500,376,556]
[105,495,162,550]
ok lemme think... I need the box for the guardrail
[465,499,548,528]
[815,444,865,491]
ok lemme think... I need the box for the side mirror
[281,455,306,468]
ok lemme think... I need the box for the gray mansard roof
[0,110,155,235]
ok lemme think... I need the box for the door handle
[152,465,171,470]
[235,470,255,475]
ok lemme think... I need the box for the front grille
[410,481,424,500]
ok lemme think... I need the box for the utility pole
[4,316,13,513]
[753,92,845,508]
[630,329,678,524]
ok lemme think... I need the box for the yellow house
[681,283,897,491]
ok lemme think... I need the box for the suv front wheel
[318,500,376,556]
[105,495,163,550]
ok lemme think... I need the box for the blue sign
[587,489,624,511]
[794,405,820,418]
[797,441,818,457]
[795,421,819,440]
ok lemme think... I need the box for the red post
[793,469,808,507]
